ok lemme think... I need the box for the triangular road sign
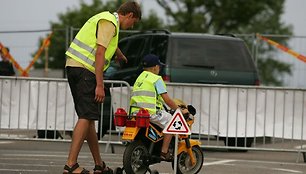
[163,109,191,135]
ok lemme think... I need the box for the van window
[149,36,168,63]
[120,37,146,69]
[171,38,255,71]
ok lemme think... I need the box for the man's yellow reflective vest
[66,11,119,72]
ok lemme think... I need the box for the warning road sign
[163,109,191,135]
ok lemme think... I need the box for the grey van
[105,30,259,86]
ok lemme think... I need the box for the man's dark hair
[117,1,142,20]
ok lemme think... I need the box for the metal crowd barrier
[166,83,306,162]
[0,77,305,162]
[108,82,306,162]
[0,76,131,145]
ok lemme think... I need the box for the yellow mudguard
[177,139,201,154]
[122,127,141,140]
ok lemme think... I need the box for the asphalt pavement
[0,139,305,174]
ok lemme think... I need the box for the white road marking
[0,141,13,144]
[0,162,59,167]
[203,158,304,173]
[1,153,123,160]
[1,154,86,158]
[0,169,48,172]
[203,159,236,166]
[272,168,303,173]
[207,157,306,166]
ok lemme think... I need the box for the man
[0,47,15,76]
[64,1,141,173]
[130,54,178,161]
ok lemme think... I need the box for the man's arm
[95,19,115,103]
[161,93,178,110]
[115,48,127,63]
[94,44,106,103]
[155,79,178,110]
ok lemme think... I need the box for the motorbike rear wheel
[172,145,204,174]
[123,141,149,174]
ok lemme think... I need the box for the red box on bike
[136,108,150,128]
[114,108,127,127]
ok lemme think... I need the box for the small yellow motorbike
[113,101,204,174]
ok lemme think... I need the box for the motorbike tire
[113,167,123,174]
[172,145,204,174]
[123,141,149,174]
[151,170,159,174]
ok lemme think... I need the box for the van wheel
[36,130,63,139]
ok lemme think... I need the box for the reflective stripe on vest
[132,90,155,98]
[67,39,109,68]
[130,102,156,110]
[65,11,118,72]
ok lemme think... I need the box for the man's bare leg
[161,133,173,153]
[86,120,103,166]
[65,118,90,172]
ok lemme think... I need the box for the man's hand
[181,107,189,115]
[161,93,178,111]
[115,48,128,63]
[115,54,128,63]
[95,85,105,103]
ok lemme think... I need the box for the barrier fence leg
[104,142,115,154]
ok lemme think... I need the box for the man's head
[0,47,10,61]
[117,1,142,30]
[142,54,164,74]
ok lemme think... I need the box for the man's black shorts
[66,66,101,120]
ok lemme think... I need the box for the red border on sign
[165,113,189,133]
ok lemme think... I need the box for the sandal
[63,163,90,174]
[160,151,174,161]
[93,161,113,174]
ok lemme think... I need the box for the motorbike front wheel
[123,141,149,174]
[172,145,204,174]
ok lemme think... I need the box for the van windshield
[171,38,256,71]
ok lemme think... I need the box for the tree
[155,0,293,86]
[34,0,164,70]
[36,0,293,86]
[257,58,291,86]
